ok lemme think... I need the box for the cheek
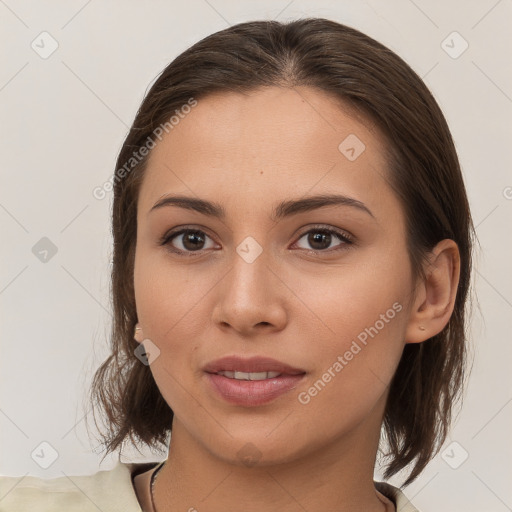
[290,254,410,402]
[302,285,406,380]
[292,250,410,342]
[133,251,208,407]
[293,281,407,436]
[134,248,205,331]
[133,249,218,381]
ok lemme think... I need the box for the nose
[211,249,288,336]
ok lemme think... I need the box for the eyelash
[159,225,354,257]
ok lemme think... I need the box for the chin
[199,428,313,469]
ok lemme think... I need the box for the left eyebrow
[148,193,374,220]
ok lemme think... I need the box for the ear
[405,239,460,343]
[134,323,145,343]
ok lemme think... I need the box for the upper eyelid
[161,226,218,244]
[295,225,353,241]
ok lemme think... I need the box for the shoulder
[0,461,148,512]
[375,480,421,512]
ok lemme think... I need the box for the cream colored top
[0,461,420,511]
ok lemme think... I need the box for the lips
[202,355,306,376]
[202,356,307,406]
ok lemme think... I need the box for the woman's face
[134,86,417,465]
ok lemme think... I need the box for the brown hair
[88,17,474,486]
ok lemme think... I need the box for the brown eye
[161,229,216,255]
[294,226,353,253]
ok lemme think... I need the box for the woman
[0,17,473,512]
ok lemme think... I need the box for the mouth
[202,355,306,406]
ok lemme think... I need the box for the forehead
[138,86,394,219]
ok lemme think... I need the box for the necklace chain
[150,461,164,512]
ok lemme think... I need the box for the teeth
[216,370,282,380]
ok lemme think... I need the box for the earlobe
[134,323,144,343]
[405,239,460,344]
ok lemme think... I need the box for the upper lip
[203,356,306,375]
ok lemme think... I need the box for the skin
[132,86,460,512]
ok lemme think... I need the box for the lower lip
[205,372,306,406]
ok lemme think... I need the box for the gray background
[1,1,511,511]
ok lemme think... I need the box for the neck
[152,411,390,512]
